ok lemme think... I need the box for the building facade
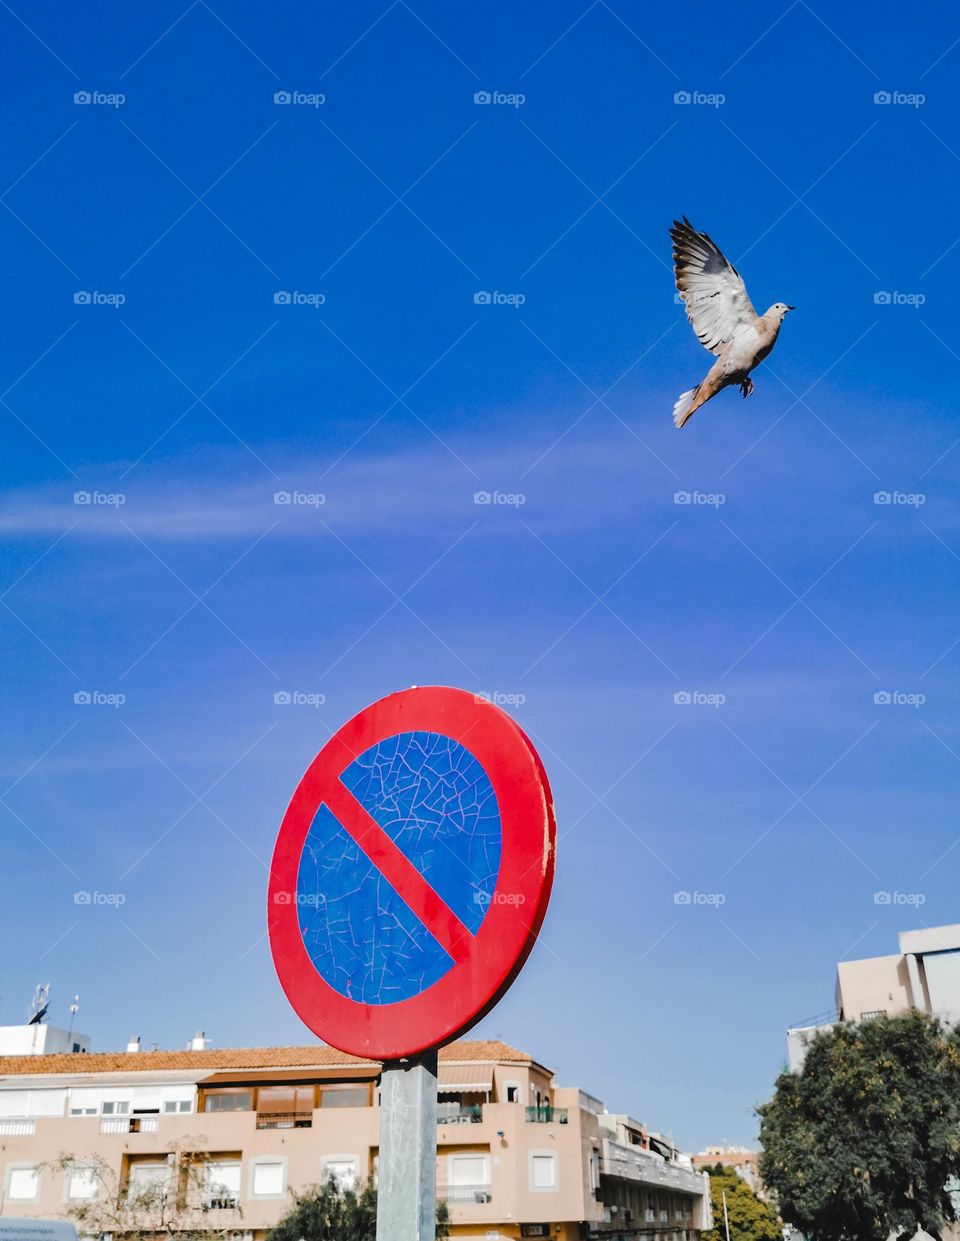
[691,1147,761,1195]
[787,922,960,1070]
[0,1036,711,1241]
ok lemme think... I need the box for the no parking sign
[268,685,555,1060]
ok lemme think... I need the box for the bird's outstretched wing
[670,217,757,355]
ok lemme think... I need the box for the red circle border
[267,686,556,1059]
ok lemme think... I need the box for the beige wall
[835,954,912,1020]
[0,1091,597,1235]
[0,1057,706,1240]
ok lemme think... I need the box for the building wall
[0,1048,705,1241]
[789,923,960,1070]
[835,955,912,1020]
[0,1028,90,1058]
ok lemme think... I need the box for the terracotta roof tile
[0,1039,537,1078]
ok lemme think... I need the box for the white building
[0,1026,90,1058]
[787,922,960,1069]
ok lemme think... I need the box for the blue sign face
[295,731,502,1005]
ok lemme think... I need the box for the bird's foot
[739,377,755,398]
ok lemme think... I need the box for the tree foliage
[267,1177,449,1241]
[759,1011,960,1241]
[701,1164,782,1241]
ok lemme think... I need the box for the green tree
[267,1177,449,1241]
[701,1164,782,1241]
[759,1011,960,1241]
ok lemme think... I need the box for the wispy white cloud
[0,430,669,541]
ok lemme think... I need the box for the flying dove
[670,217,794,428]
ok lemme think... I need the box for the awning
[438,1063,494,1092]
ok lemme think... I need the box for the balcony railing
[202,1194,241,1211]
[255,1110,313,1129]
[0,1118,36,1136]
[525,1106,568,1124]
[101,1116,159,1135]
[436,1104,482,1124]
[438,1184,492,1203]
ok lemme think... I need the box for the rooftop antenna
[68,995,80,1038]
[28,983,50,1026]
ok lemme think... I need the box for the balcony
[0,1119,36,1136]
[437,1104,482,1125]
[202,1194,241,1211]
[255,1110,313,1129]
[438,1184,492,1204]
[525,1106,568,1124]
[600,1138,706,1197]
[101,1116,159,1135]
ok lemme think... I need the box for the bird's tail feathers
[673,386,699,429]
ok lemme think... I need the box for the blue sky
[3,0,960,1151]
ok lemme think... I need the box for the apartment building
[690,1147,761,1195]
[0,1034,710,1241]
[787,921,960,1069]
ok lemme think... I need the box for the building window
[127,1162,170,1203]
[163,1099,193,1114]
[7,1166,40,1201]
[319,1086,368,1108]
[66,1164,99,1201]
[203,1090,253,1113]
[323,1158,358,1191]
[257,1085,314,1128]
[204,1161,242,1208]
[529,1152,558,1192]
[250,1159,286,1198]
[505,1080,521,1103]
[101,1100,130,1116]
[446,1154,490,1203]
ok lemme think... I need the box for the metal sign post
[376,1053,438,1241]
[267,685,556,1237]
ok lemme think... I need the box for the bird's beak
[786,305,796,311]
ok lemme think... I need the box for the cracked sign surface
[297,730,502,1004]
[268,686,555,1059]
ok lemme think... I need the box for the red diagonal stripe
[323,778,473,963]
